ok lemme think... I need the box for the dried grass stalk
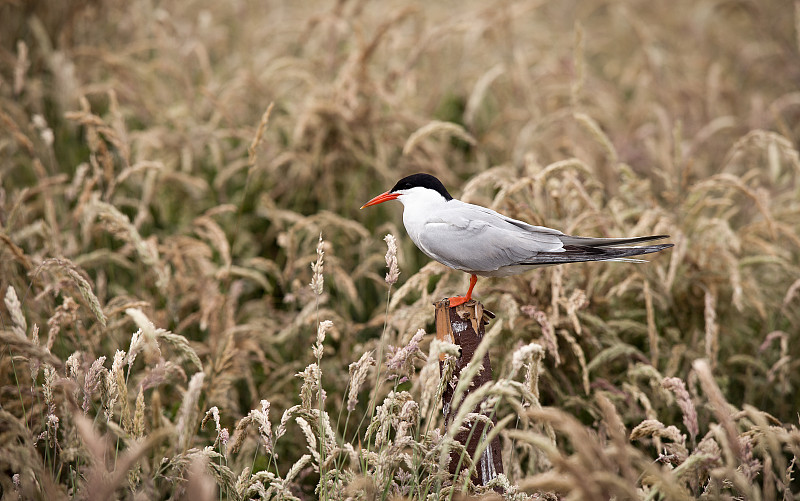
[644,281,659,366]
[402,120,477,155]
[347,351,375,412]
[4,286,27,338]
[36,258,107,327]
[465,64,505,127]
[692,359,741,461]
[662,377,699,442]
[176,372,206,452]
[383,234,400,285]
[248,102,275,167]
[703,288,719,370]
[574,112,618,166]
[85,197,168,292]
[310,234,325,295]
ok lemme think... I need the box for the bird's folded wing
[418,205,565,272]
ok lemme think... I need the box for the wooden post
[434,298,503,487]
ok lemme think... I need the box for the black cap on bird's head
[361,173,453,208]
[388,173,453,201]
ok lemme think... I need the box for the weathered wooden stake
[434,298,503,487]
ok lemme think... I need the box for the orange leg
[448,274,478,307]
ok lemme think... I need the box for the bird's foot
[448,275,478,307]
[448,295,470,307]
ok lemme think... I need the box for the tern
[361,173,673,307]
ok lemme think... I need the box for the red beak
[360,191,399,209]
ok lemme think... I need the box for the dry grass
[2,0,800,499]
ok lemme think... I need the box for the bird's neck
[400,195,451,243]
[399,193,450,217]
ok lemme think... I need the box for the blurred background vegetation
[1,0,799,498]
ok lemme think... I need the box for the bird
[361,173,673,307]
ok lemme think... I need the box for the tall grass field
[1,0,799,499]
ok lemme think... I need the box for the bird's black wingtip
[617,234,673,246]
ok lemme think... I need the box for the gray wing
[417,200,672,273]
[416,201,566,273]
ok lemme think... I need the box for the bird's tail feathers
[559,234,670,247]
[522,243,673,266]
[605,257,648,263]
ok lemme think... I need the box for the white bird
[361,173,673,307]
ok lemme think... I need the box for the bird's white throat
[396,186,450,246]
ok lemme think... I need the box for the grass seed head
[297,363,323,409]
[133,387,146,439]
[383,233,400,285]
[310,234,325,295]
[46,296,79,350]
[42,364,57,415]
[385,328,425,381]
[38,258,107,327]
[103,350,125,422]
[314,320,333,360]
[83,356,107,414]
[662,376,699,441]
[524,306,560,366]
[37,414,60,449]
[295,416,318,462]
[254,400,273,454]
[347,350,375,412]
[176,372,206,451]
[4,286,26,338]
